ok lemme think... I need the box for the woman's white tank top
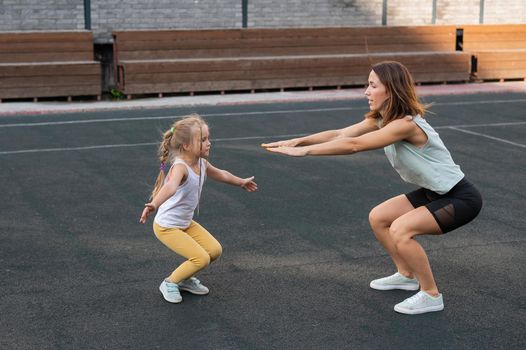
[383,115,464,194]
[154,158,206,229]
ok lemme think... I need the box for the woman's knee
[389,219,413,247]
[369,205,385,228]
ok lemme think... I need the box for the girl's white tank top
[154,158,206,229]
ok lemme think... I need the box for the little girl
[139,114,257,303]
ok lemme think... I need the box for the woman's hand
[265,146,308,157]
[139,203,156,224]
[240,176,258,192]
[261,138,300,148]
[262,137,309,156]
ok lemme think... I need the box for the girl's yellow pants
[153,221,222,284]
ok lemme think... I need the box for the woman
[262,61,482,315]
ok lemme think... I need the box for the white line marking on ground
[2,121,526,155]
[0,134,309,155]
[2,120,526,154]
[0,100,526,155]
[447,127,526,148]
[1,98,526,128]
[0,107,363,128]
[1,118,525,156]
[433,99,526,106]
[438,121,526,129]
[0,143,157,155]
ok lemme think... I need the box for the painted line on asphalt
[1,98,526,128]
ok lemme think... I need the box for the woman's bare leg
[369,195,416,277]
[389,206,443,295]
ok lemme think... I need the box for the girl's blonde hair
[365,61,427,126]
[150,114,206,199]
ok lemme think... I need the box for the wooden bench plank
[465,41,526,51]
[121,76,368,94]
[2,75,101,88]
[117,52,469,93]
[463,24,526,80]
[119,52,469,73]
[120,69,469,95]
[0,52,94,63]
[461,24,526,33]
[113,26,465,95]
[0,31,101,99]
[0,85,101,99]
[474,50,526,79]
[0,62,100,77]
[117,42,455,60]
[117,46,364,60]
[0,31,93,42]
[115,26,456,60]
[0,41,92,54]
[116,33,454,51]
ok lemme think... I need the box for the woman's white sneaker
[159,280,182,303]
[178,277,209,295]
[370,272,419,291]
[394,291,444,315]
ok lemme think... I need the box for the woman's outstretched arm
[266,118,416,157]
[262,118,378,148]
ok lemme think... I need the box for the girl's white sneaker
[178,277,209,295]
[159,280,182,303]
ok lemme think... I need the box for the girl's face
[364,70,389,112]
[189,124,211,158]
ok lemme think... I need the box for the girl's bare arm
[206,162,258,192]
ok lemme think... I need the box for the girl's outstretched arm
[206,162,258,192]
[139,164,187,223]
[261,118,378,149]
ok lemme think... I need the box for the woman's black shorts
[405,178,482,233]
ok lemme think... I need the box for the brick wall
[248,0,383,27]
[434,0,481,24]
[386,0,433,25]
[0,0,524,42]
[484,0,526,23]
[0,0,84,31]
[91,0,240,41]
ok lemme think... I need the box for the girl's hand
[261,138,299,148]
[240,176,258,192]
[139,203,156,224]
[265,146,308,157]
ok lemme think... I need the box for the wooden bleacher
[113,26,471,97]
[0,31,101,101]
[462,24,526,81]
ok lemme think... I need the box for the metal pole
[242,0,248,28]
[84,0,91,30]
[382,0,388,25]
[479,0,485,24]
[432,0,437,24]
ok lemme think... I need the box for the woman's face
[364,70,389,112]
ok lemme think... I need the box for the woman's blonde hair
[365,61,427,126]
[150,113,206,199]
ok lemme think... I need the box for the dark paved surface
[1,92,525,349]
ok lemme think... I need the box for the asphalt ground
[0,91,525,349]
